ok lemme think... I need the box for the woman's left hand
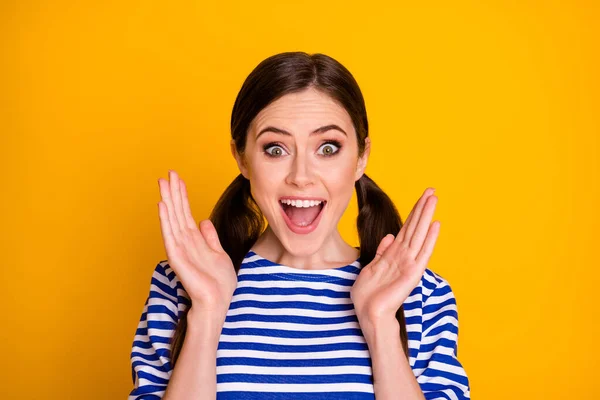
[350,187,440,334]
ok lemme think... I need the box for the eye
[263,143,288,157]
[317,141,341,156]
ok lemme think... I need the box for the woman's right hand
[157,170,237,317]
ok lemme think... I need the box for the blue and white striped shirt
[129,249,470,399]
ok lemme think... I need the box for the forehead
[250,88,354,135]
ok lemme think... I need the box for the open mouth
[279,198,327,234]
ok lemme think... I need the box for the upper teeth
[280,199,323,208]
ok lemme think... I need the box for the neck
[251,225,360,270]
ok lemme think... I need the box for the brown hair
[170,52,408,366]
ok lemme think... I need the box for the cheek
[248,162,283,206]
[323,163,358,199]
[326,158,358,181]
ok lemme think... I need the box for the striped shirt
[129,250,470,399]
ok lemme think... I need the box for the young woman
[129,52,470,400]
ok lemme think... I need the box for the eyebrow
[256,124,347,139]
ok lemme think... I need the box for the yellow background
[1,1,598,399]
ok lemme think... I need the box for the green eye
[264,144,286,157]
[271,147,282,156]
[317,142,340,156]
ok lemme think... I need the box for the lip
[279,200,327,235]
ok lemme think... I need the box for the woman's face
[232,87,370,256]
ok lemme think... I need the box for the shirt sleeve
[414,271,471,400]
[129,261,187,399]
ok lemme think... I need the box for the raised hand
[157,170,238,316]
[350,187,440,332]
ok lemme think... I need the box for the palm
[164,224,236,309]
[157,170,237,313]
[351,188,441,323]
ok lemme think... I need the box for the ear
[230,139,250,179]
[355,137,371,181]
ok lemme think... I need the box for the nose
[285,152,315,188]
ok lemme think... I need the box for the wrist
[357,314,400,344]
[186,306,227,341]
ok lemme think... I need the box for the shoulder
[408,268,460,328]
[154,260,179,289]
[419,268,456,305]
[415,268,460,338]
[150,260,190,307]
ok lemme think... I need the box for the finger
[159,177,181,240]
[416,220,441,266]
[158,201,176,253]
[199,219,225,253]
[396,208,414,243]
[169,170,188,231]
[159,201,196,287]
[369,234,395,272]
[386,188,434,259]
[401,187,435,246]
[180,178,198,230]
[374,234,395,258]
[409,195,438,252]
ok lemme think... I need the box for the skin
[231,87,370,270]
[157,86,440,400]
